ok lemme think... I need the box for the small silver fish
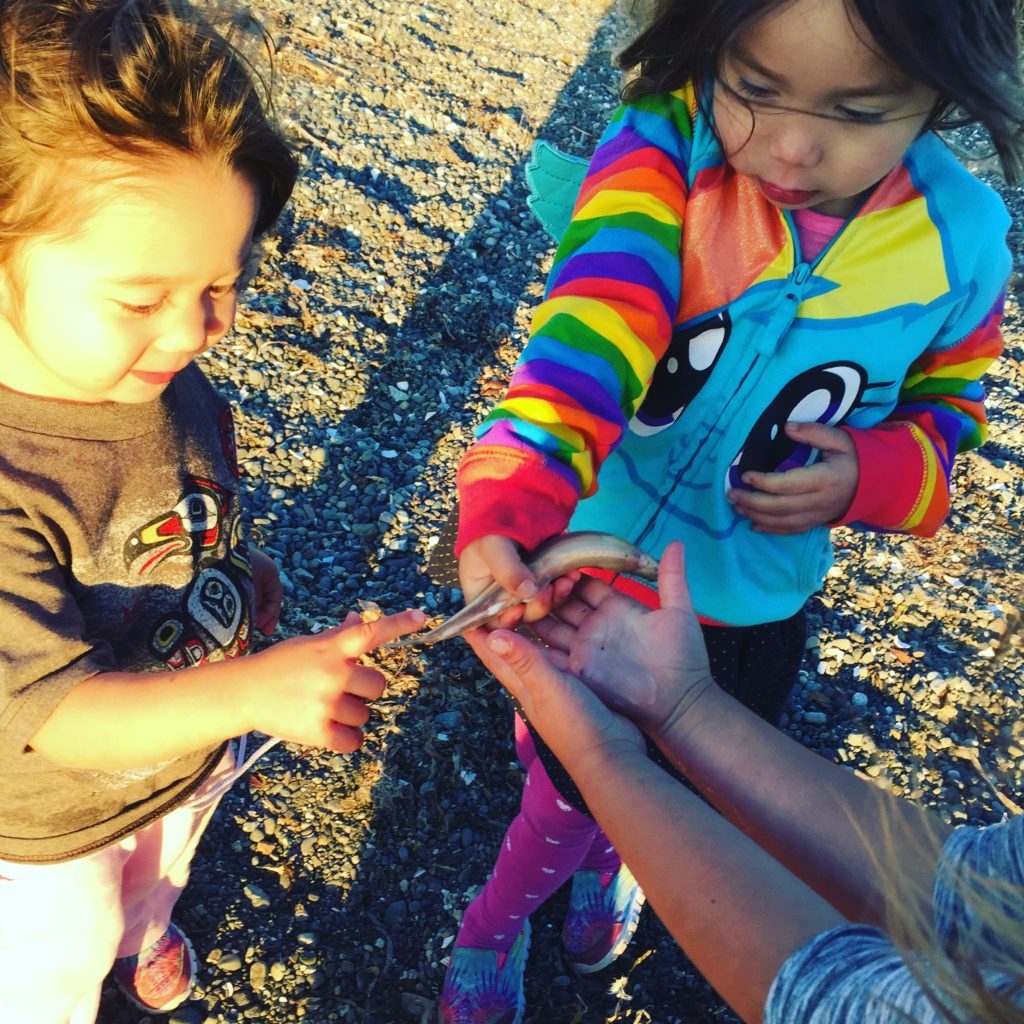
[386,531,658,649]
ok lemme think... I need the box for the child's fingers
[329,691,375,730]
[492,603,527,631]
[730,485,820,514]
[320,721,367,754]
[550,572,581,607]
[736,467,819,496]
[337,608,426,655]
[337,663,387,702]
[785,420,854,455]
[517,582,558,624]
[748,510,820,534]
[255,608,280,636]
[484,542,539,602]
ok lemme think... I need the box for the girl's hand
[251,547,283,636]
[458,533,572,628]
[241,608,425,752]
[728,422,859,533]
[529,542,715,734]
[466,628,644,775]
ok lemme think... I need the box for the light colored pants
[0,746,238,1024]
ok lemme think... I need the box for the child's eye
[118,297,166,318]
[735,76,775,100]
[836,105,886,125]
[208,279,240,299]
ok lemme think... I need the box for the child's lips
[131,368,181,385]
[757,177,820,206]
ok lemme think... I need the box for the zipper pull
[756,263,812,355]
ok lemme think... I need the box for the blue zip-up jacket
[457,85,1008,625]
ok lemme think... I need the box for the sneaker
[437,920,531,1024]
[111,923,197,1013]
[562,864,645,973]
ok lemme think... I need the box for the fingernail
[489,635,511,655]
[517,581,538,600]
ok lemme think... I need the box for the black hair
[617,0,1024,182]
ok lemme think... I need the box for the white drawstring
[190,733,282,811]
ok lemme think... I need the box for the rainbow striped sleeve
[841,294,1005,536]
[456,91,694,552]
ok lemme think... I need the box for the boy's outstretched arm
[28,608,425,770]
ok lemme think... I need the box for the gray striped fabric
[765,816,1024,1022]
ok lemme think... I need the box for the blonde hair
[875,809,1024,1022]
[0,0,297,258]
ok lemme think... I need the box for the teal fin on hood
[524,139,589,244]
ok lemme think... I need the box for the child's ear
[0,258,23,327]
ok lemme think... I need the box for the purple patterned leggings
[455,714,621,951]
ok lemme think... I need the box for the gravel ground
[97,1,1024,1022]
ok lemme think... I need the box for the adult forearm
[573,743,845,1024]
[652,686,950,925]
[29,658,255,770]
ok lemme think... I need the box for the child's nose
[162,297,227,353]
[768,118,824,169]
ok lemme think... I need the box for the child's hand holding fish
[458,533,573,629]
[391,532,658,648]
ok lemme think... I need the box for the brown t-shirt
[0,364,253,863]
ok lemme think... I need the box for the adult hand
[251,547,283,636]
[458,533,575,628]
[466,627,644,776]
[728,422,858,533]
[529,541,715,734]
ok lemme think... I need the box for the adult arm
[528,543,952,925]
[468,625,845,1024]
[473,612,1001,1024]
[650,677,948,925]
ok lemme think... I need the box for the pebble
[249,961,268,990]
[243,883,271,909]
